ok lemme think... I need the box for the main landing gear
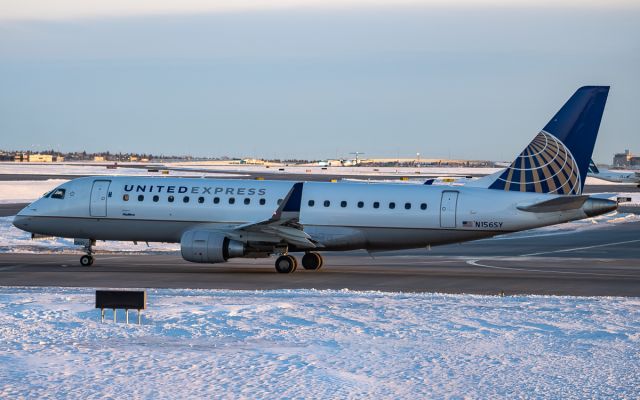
[78,239,96,267]
[301,252,323,270]
[274,252,324,273]
[275,255,297,273]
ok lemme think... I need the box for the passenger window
[308,200,315,207]
[229,197,235,204]
[198,196,204,204]
[183,196,190,203]
[420,203,427,210]
[389,202,396,209]
[138,195,144,202]
[373,201,379,209]
[51,188,66,199]
[123,194,129,201]
[213,197,220,204]
[244,198,250,205]
[168,195,175,203]
[405,202,411,210]
[340,201,347,208]
[324,200,331,207]
[357,201,364,208]
[259,198,266,205]
[153,195,159,202]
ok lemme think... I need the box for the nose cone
[12,203,36,232]
[582,198,618,217]
[12,214,30,232]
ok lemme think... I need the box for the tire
[80,255,93,267]
[275,255,296,273]
[302,252,323,270]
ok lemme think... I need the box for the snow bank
[0,162,246,178]
[0,180,67,204]
[0,287,637,398]
[0,161,499,177]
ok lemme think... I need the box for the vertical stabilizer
[488,86,609,195]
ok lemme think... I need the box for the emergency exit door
[90,180,111,217]
[439,191,459,228]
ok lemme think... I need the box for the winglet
[272,182,304,220]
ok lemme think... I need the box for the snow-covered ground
[0,162,246,178]
[0,180,68,204]
[0,287,638,398]
[0,161,500,177]
[171,163,502,176]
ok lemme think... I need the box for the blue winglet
[282,182,304,212]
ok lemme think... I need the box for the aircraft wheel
[275,255,297,273]
[80,255,94,266]
[302,252,323,270]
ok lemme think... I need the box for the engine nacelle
[180,230,245,263]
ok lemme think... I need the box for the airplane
[13,86,617,273]
[587,159,640,187]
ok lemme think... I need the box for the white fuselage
[588,170,640,184]
[14,176,603,252]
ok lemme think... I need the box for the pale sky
[0,0,639,162]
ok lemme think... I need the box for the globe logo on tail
[489,131,581,195]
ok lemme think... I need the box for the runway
[1,221,638,296]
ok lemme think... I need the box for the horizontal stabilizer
[517,195,589,213]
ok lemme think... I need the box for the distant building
[28,154,53,162]
[14,153,27,162]
[240,158,265,165]
[94,156,105,162]
[21,154,64,162]
[612,149,640,167]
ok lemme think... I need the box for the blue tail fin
[588,159,600,174]
[488,86,609,195]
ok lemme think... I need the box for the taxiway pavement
[1,221,638,296]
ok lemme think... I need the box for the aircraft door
[440,190,459,228]
[90,180,111,217]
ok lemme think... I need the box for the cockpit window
[50,188,66,199]
[43,191,52,198]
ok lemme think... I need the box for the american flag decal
[462,221,473,228]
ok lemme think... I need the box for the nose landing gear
[80,254,94,266]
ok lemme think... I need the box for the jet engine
[180,230,246,263]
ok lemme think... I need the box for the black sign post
[95,290,147,325]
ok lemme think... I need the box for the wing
[230,182,320,249]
